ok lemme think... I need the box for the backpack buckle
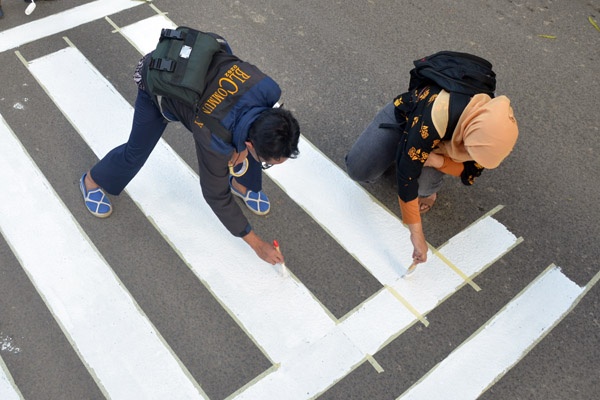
[149,58,176,72]
[160,28,184,40]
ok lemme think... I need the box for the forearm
[398,197,421,225]
[201,185,251,236]
[398,196,428,264]
[425,153,463,176]
[407,221,424,237]
[242,230,261,249]
[193,131,251,237]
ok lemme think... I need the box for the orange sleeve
[437,156,464,176]
[399,197,421,225]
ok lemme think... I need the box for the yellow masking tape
[385,285,429,327]
[366,354,384,373]
[430,246,482,292]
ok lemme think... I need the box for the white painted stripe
[234,326,365,400]
[231,216,520,399]
[28,46,336,363]
[0,356,23,400]
[0,0,142,53]
[118,16,520,321]
[267,141,430,283]
[119,14,177,55]
[267,139,520,310]
[438,215,520,277]
[397,265,584,400]
[266,139,413,284]
[340,289,417,354]
[27,19,523,398]
[0,115,204,399]
[390,216,519,314]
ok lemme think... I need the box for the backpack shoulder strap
[446,92,471,138]
[193,113,233,143]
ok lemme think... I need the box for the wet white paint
[30,42,337,367]
[232,216,519,399]
[267,139,414,284]
[0,0,142,53]
[119,14,177,55]
[398,265,584,400]
[0,356,23,400]
[0,115,205,399]
[0,5,592,398]
[27,32,525,398]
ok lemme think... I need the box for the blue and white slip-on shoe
[79,173,113,218]
[229,176,270,215]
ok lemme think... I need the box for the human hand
[424,152,444,168]
[410,229,428,264]
[243,231,285,265]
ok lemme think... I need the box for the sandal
[418,193,437,214]
[229,176,270,215]
[79,173,113,218]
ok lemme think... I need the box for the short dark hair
[248,108,300,161]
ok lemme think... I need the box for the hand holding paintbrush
[273,240,289,276]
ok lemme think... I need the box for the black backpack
[407,51,496,136]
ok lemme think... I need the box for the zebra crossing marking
[27,40,337,363]
[3,5,572,398]
[0,355,23,400]
[18,15,525,398]
[0,114,206,399]
[0,0,143,53]
[113,14,518,396]
[108,13,177,55]
[0,2,594,398]
[397,264,586,400]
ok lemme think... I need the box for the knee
[345,153,377,183]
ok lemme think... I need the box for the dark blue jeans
[233,151,263,192]
[90,89,168,195]
[90,89,263,195]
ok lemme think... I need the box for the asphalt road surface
[1,1,599,399]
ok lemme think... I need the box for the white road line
[266,137,413,283]
[117,15,519,399]
[27,45,336,363]
[231,216,519,399]
[118,13,177,55]
[27,16,524,397]
[389,216,519,315]
[266,139,520,308]
[0,115,205,399]
[267,141,431,283]
[0,356,23,400]
[0,0,142,53]
[1,7,590,399]
[397,265,584,400]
